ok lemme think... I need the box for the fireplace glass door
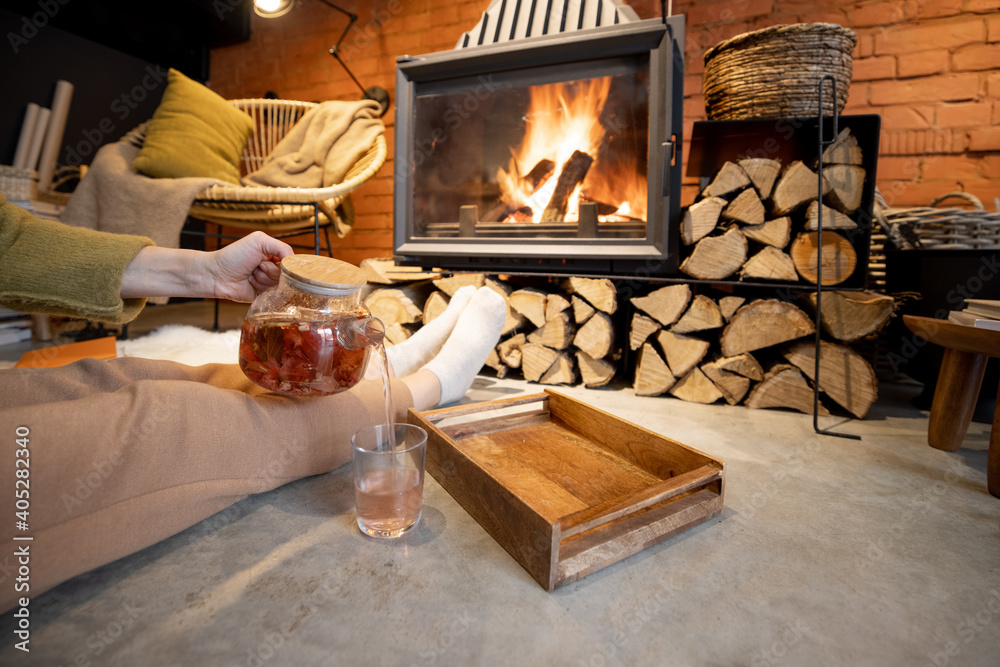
[394,18,684,274]
[412,61,650,239]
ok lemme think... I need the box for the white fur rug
[117,324,241,365]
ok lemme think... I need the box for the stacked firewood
[630,284,894,418]
[362,269,621,388]
[680,128,866,286]
[486,275,620,387]
[360,260,894,420]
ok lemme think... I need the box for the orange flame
[496,76,647,223]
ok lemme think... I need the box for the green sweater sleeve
[0,194,154,325]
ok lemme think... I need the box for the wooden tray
[409,390,725,590]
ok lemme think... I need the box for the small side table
[903,315,999,497]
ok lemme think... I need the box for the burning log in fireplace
[483,75,648,228]
[435,111,648,236]
[540,150,594,223]
[483,159,555,223]
[483,152,613,226]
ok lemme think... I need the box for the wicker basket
[703,23,857,121]
[0,165,36,201]
[883,192,1000,250]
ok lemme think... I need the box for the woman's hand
[207,232,295,302]
[121,232,295,302]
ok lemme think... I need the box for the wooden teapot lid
[281,254,366,291]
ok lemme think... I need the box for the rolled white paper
[37,79,74,190]
[12,103,40,170]
[26,107,51,173]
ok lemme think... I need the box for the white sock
[383,285,477,378]
[423,286,507,406]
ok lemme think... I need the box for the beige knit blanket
[244,100,384,188]
[61,141,225,250]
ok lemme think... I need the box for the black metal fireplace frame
[393,17,685,276]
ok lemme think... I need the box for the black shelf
[686,114,881,291]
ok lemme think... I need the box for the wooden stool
[903,315,999,497]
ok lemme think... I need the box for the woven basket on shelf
[703,23,857,121]
[883,192,1000,250]
[0,165,36,201]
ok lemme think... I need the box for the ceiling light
[254,0,294,19]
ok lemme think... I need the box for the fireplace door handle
[660,141,675,198]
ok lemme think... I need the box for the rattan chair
[188,98,387,254]
[125,98,388,255]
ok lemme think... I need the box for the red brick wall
[625,0,999,210]
[210,0,487,265]
[210,0,999,262]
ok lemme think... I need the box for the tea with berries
[239,314,370,397]
[238,255,385,397]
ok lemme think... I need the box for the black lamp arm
[312,0,390,116]
[330,49,366,94]
[315,0,357,54]
[315,0,356,21]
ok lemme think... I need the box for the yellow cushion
[133,69,254,184]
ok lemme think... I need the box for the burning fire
[496,76,647,223]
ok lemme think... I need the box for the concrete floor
[1,360,997,666]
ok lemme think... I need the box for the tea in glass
[351,423,427,538]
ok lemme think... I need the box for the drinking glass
[350,423,427,538]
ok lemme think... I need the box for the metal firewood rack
[812,75,861,440]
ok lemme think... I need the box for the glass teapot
[238,255,385,397]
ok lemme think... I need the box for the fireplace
[393,16,685,276]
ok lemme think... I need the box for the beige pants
[0,357,413,612]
